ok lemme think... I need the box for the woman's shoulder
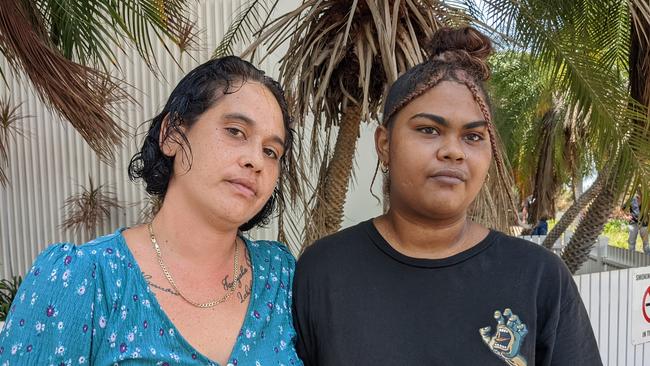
[30,229,129,273]
[18,229,134,299]
[245,237,296,268]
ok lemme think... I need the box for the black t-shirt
[292,220,602,366]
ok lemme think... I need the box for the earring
[380,161,389,174]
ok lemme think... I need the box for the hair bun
[426,26,493,80]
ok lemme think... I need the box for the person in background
[531,214,549,236]
[626,192,649,253]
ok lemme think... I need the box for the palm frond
[0,0,129,163]
[630,0,650,43]
[0,97,28,186]
[138,195,163,224]
[213,0,279,58]
[0,276,22,321]
[61,177,124,239]
[481,0,648,176]
[36,0,198,73]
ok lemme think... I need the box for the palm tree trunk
[527,108,558,225]
[304,104,362,247]
[630,3,650,110]
[542,172,605,249]
[560,180,616,274]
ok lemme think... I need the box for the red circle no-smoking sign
[641,287,650,323]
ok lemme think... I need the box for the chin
[422,201,464,218]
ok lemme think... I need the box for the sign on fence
[632,267,650,345]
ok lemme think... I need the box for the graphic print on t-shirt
[479,308,528,366]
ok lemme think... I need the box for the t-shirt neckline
[363,219,498,268]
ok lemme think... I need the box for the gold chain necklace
[147,223,239,308]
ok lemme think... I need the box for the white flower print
[62,269,71,281]
[55,344,65,355]
[99,316,107,328]
[78,356,86,364]
[57,321,64,330]
[35,321,45,333]
[109,332,117,342]
[127,332,135,342]
[77,285,86,295]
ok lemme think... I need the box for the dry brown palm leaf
[0,97,27,186]
[242,0,474,247]
[0,0,128,163]
[630,0,650,44]
[61,177,124,238]
[138,195,164,224]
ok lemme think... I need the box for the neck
[376,208,485,259]
[150,196,239,268]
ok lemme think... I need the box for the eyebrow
[224,112,286,147]
[409,113,488,129]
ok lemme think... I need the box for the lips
[227,178,257,197]
[429,168,468,184]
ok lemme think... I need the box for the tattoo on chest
[143,247,253,303]
[222,248,252,303]
[143,273,180,296]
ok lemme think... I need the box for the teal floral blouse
[0,229,302,365]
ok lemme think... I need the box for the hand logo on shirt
[479,308,528,366]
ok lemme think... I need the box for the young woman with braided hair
[292,27,601,365]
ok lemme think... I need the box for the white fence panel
[574,267,650,365]
[521,233,650,274]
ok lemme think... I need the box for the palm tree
[490,52,591,230]
[480,0,650,272]
[0,97,26,185]
[61,177,124,242]
[0,0,196,184]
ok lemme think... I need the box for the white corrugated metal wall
[0,0,310,279]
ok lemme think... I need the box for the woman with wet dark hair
[292,28,602,365]
[1,56,302,365]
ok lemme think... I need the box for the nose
[239,145,264,172]
[436,136,466,162]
